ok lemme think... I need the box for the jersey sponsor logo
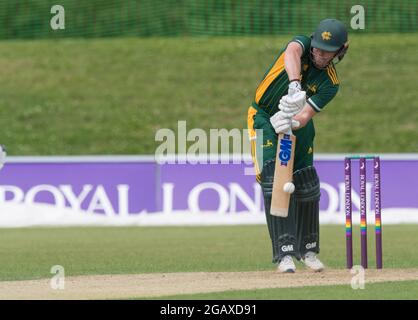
[281,245,294,252]
[307,84,317,94]
[278,134,293,166]
[262,139,273,148]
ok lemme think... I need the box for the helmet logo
[321,31,332,41]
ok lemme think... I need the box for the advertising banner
[0,155,417,227]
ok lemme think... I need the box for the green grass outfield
[0,34,417,155]
[1,225,417,299]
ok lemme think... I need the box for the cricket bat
[270,129,296,217]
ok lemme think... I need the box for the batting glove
[288,80,302,96]
[270,111,300,134]
[279,91,306,116]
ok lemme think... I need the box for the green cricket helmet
[311,18,349,65]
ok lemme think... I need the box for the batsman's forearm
[293,104,317,130]
[284,49,302,81]
[292,114,307,130]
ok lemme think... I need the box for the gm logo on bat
[279,134,293,166]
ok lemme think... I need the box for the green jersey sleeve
[307,83,339,112]
[287,35,311,57]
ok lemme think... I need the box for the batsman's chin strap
[332,41,349,65]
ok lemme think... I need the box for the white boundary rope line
[5,153,418,163]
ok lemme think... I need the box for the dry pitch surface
[1,268,418,300]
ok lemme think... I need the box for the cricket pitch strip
[1,268,418,300]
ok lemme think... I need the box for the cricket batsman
[247,19,349,272]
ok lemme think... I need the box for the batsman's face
[312,47,336,69]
